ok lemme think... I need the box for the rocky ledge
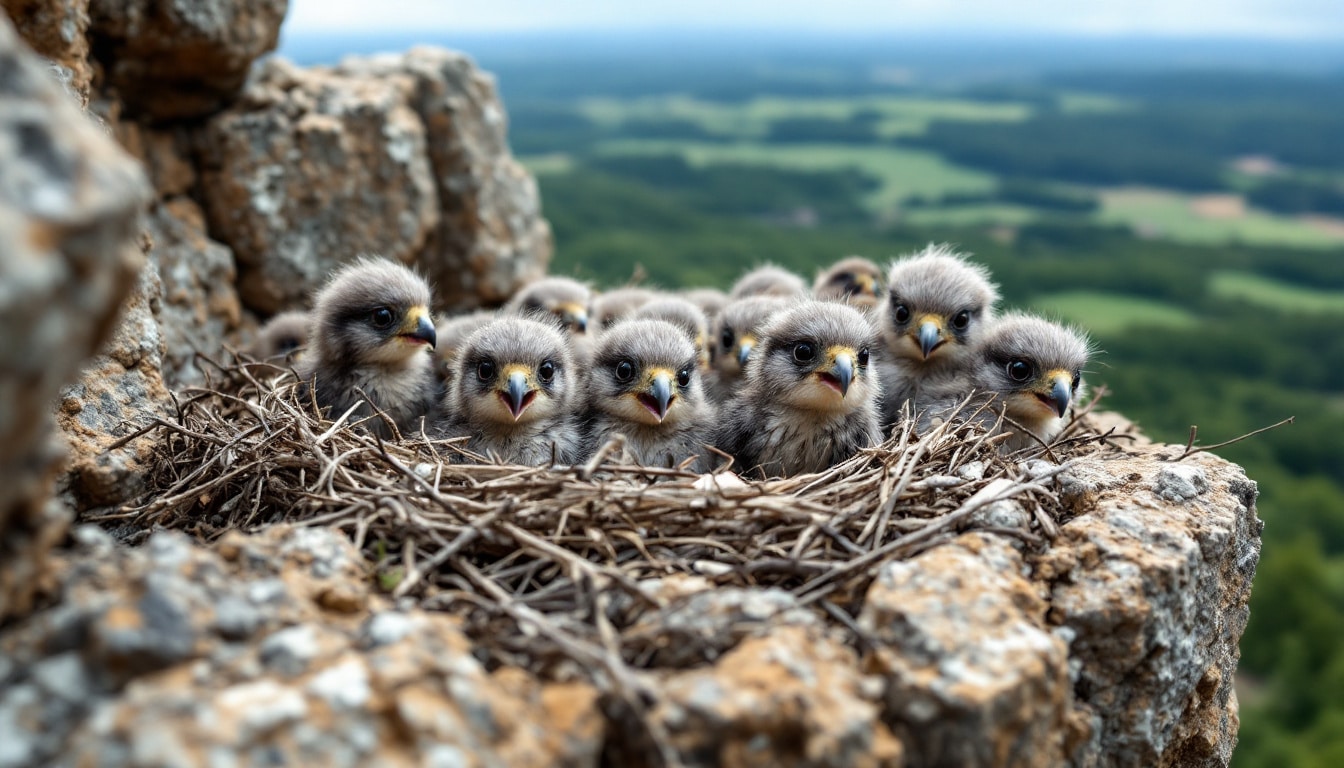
[0,439,1260,767]
[0,2,1261,765]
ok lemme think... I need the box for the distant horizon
[277,28,1344,74]
[284,0,1344,41]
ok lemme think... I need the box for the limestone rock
[649,627,903,767]
[0,526,606,768]
[1035,449,1261,768]
[0,13,150,619]
[0,0,92,105]
[197,57,438,314]
[145,197,243,386]
[860,534,1074,768]
[55,254,172,510]
[87,0,287,120]
[339,48,553,310]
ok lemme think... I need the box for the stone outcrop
[339,48,553,310]
[87,0,288,120]
[0,0,1259,764]
[0,442,1262,767]
[0,0,92,104]
[196,57,439,314]
[197,50,551,315]
[0,526,606,767]
[0,13,150,619]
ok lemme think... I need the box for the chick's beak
[648,371,673,421]
[856,274,879,297]
[736,334,757,367]
[916,317,943,359]
[401,307,437,348]
[820,347,855,397]
[1038,370,1073,418]
[501,367,536,420]
[634,369,675,423]
[558,302,588,334]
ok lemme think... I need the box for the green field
[577,94,1031,140]
[596,139,998,213]
[1210,271,1344,314]
[902,203,1039,227]
[1096,188,1344,249]
[1029,290,1200,335]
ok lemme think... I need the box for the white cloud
[286,0,1344,38]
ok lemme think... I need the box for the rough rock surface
[143,197,243,385]
[87,0,287,120]
[197,57,439,314]
[0,442,1262,767]
[339,48,553,310]
[0,526,606,768]
[1038,448,1261,768]
[0,0,92,104]
[0,13,150,619]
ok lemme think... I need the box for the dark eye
[857,348,870,367]
[676,367,691,387]
[792,342,816,364]
[721,327,735,349]
[1006,360,1032,382]
[1072,372,1081,392]
[893,303,910,324]
[615,359,635,382]
[370,307,395,329]
[523,298,543,313]
[476,360,496,381]
[951,310,971,331]
[538,360,556,383]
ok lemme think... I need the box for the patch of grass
[518,153,575,175]
[1055,91,1135,114]
[1029,290,1199,335]
[1096,187,1344,249]
[901,203,1039,227]
[1209,271,1344,314]
[596,139,997,214]
[578,94,1030,140]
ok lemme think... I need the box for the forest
[287,34,1344,766]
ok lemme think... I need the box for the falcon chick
[583,319,714,472]
[252,310,310,363]
[440,316,583,465]
[504,277,592,336]
[634,296,710,370]
[707,295,791,403]
[717,301,882,478]
[926,313,1091,453]
[728,264,808,300]
[592,286,657,332]
[877,244,999,427]
[814,256,883,309]
[297,257,440,439]
[433,310,495,386]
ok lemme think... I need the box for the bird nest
[100,354,1128,742]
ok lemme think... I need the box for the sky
[286,0,1344,39]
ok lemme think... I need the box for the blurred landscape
[287,31,1344,766]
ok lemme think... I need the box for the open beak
[1036,370,1073,418]
[401,307,437,348]
[916,318,943,359]
[637,369,675,422]
[500,367,537,420]
[819,347,855,397]
[736,334,757,367]
[558,302,588,334]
